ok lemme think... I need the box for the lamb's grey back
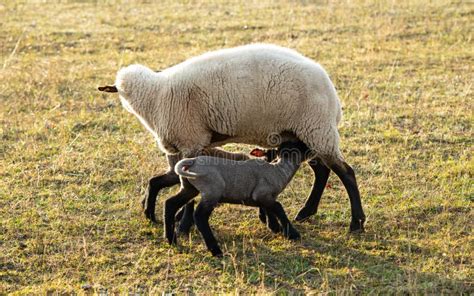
[175,154,301,205]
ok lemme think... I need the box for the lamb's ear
[98,85,118,93]
[250,148,266,157]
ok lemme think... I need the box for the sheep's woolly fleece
[114,43,343,161]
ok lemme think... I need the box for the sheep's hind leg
[295,160,331,222]
[326,160,366,232]
[194,200,222,257]
[164,179,199,245]
[267,202,300,240]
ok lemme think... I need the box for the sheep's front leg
[164,179,199,245]
[194,200,222,257]
[143,154,181,223]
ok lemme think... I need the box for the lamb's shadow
[144,201,470,293]
[179,224,470,293]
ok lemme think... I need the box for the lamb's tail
[175,158,201,178]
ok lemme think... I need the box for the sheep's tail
[175,158,201,178]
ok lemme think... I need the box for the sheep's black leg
[163,179,199,245]
[177,200,195,234]
[267,202,300,240]
[327,160,366,232]
[295,161,331,222]
[194,201,222,257]
[143,170,180,223]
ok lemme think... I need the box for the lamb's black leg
[327,160,366,232]
[175,206,185,222]
[258,208,282,233]
[267,202,300,240]
[143,170,180,223]
[295,161,331,222]
[194,201,222,257]
[258,207,267,223]
[163,179,199,245]
[177,200,195,234]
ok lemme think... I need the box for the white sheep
[99,43,366,234]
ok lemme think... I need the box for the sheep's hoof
[294,207,316,222]
[349,219,365,233]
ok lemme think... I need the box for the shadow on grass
[159,219,471,294]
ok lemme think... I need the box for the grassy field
[1,0,472,294]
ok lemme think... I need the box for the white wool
[114,44,344,161]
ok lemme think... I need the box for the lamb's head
[277,141,311,163]
[98,64,157,113]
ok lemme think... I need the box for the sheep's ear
[98,85,118,93]
[250,148,266,157]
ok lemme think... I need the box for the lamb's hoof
[177,223,193,236]
[207,245,222,257]
[268,222,282,234]
[166,235,177,246]
[294,207,316,222]
[210,248,223,257]
[177,215,194,235]
[141,197,146,209]
[286,230,301,241]
[349,219,365,233]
